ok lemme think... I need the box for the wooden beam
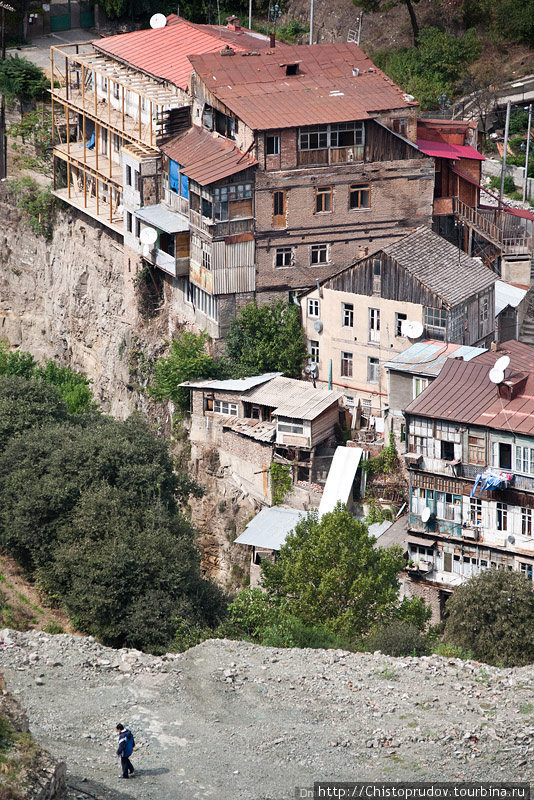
[95,123,98,171]
[82,112,86,165]
[67,161,71,199]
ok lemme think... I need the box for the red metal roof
[405,342,534,435]
[93,15,251,89]
[160,125,257,185]
[417,138,485,161]
[189,43,418,130]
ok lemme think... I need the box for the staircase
[518,259,534,344]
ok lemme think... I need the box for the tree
[0,375,69,451]
[150,330,227,411]
[352,0,421,44]
[444,569,534,666]
[0,56,49,115]
[225,300,307,378]
[260,506,407,638]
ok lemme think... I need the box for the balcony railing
[409,513,462,538]
[453,197,532,255]
[143,248,189,278]
[190,209,214,235]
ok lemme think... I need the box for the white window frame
[368,308,380,343]
[213,399,238,416]
[367,356,379,384]
[310,244,328,265]
[413,377,428,399]
[307,298,320,318]
[342,302,354,328]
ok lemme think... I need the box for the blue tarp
[180,173,189,199]
[169,159,180,193]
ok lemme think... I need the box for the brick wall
[399,575,443,624]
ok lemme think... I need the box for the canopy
[417,138,485,161]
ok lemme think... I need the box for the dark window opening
[441,440,455,461]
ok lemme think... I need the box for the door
[50,0,71,31]
[272,190,286,228]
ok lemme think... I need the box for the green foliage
[489,174,517,194]
[151,330,227,411]
[8,109,53,174]
[444,568,534,666]
[253,17,309,43]
[509,109,530,136]
[269,462,292,505]
[261,506,406,638]
[363,619,430,657]
[396,595,432,630]
[492,0,534,45]
[365,500,393,525]
[362,433,398,478]
[225,300,307,378]
[7,177,56,239]
[0,375,69,452]
[374,26,481,109]
[42,621,64,634]
[0,56,49,109]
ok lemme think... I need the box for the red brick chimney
[226,15,241,31]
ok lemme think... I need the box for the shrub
[269,462,292,505]
[7,177,56,238]
[363,619,430,657]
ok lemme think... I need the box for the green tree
[352,0,422,44]
[37,360,94,414]
[0,375,69,451]
[151,330,227,411]
[0,56,49,115]
[444,569,534,666]
[225,300,307,378]
[260,506,406,638]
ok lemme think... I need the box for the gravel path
[1,630,533,800]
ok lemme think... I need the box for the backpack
[124,730,135,758]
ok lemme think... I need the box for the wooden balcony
[143,248,189,278]
[453,197,532,256]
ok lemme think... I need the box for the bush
[363,619,430,657]
[7,178,56,238]
[489,174,516,194]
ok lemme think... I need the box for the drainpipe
[328,359,332,390]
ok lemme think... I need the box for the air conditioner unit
[463,528,479,541]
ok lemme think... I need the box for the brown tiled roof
[404,348,534,435]
[381,227,496,306]
[160,126,257,185]
[188,43,417,131]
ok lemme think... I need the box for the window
[113,82,120,100]
[496,502,508,531]
[298,122,364,150]
[469,435,486,466]
[368,356,379,384]
[100,128,108,156]
[307,298,320,318]
[349,183,370,210]
[126,212,132,233]
[113,134,121,153]
[342,302,354,327]
[470,498,482,526]
[273,190,286,227]
[213,399,237,415]
[278,417,304,434]
[101,75,108,92]
[202,245,211,271]
[373,259,381,276]
[480,295,489,323]
[341,352,353,378]
[368,308,380,343]
[126,165,132,186]
[413,377,428,399]
[392,117,407,136]
[315,186,332,213]
[134,170,139,192]
[515,444,534,474]
[311,244,328,265]
[135,218,141,238]
[184,279,218,321]
[275,247,293,268]
[522,508,533,537]
[493,442,512,470]
[520,562,533,581]
[424,307,447,340]
[441,440,455,461]
[436,492,462,522]
[308,340,319,362]
[396,313,407,337]
[362,399,372,418]
[435,421,461,442]
[266,134,280,155]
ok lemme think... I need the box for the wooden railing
[453,197,503,244]
[189,209,213,234]
[453,197,532,255]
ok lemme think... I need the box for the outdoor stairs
[518,257,534,344]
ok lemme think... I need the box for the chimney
[269,33,275,47]
[226,14,241,31]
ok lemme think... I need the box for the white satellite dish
[409,321,424,338]
[489,367,505,384]
[495,355,511,372]
[150,12,167,28]
[309,362,319,379]
[140,226,158,245]
[314,320,323,333]
[421,507,432,523]
[400,319,412,337]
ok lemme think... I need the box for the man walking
[116,723,135,779]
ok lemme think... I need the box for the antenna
[495,355,511,372]
[140,227,158,245]
[149,12,167,28]
[489,367,505,384]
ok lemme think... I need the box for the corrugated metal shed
[180,373,281,392]
[245,376,341,420]
[381,226,496,306]
[189,43,418,131]
[161,126,257,186]
[234,506,303,550]
[135,204,189,233]
[318,447,363,518]
[495,280,528,317]
[384,340,487,378]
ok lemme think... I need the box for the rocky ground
[0,631,533,799]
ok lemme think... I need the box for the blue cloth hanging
[87,130,95,150]
[180,173,189,199]
[169,159,180,193]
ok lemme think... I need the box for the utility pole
[523,103,532,204]
[248,0,251,31]
[499,100,511,206]
[309,0,314,44]
[0,1,15,181]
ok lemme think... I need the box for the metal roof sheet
[180,373,281,391]
[222,417,276,443]
[318,446,363,518]
[161,126,257,186]
[381,226,497,306]
[384,340,487,378]
[245,376,341,420]
[93,15,250,89]
[417,138,485,161]
[189,43,418,130]
[495,280,529,316]
[405,343,534,436]
[234,506,303,550]
[135,203,189,233]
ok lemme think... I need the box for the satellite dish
[400,320,412,337]
[507,535,516,545]
[314,320,323,333]
[142,244,153,258]
[140,226,158,245]
[309,362,319,379]
[150,12,167,28]
[421,507,432,523]
[489,367,505,384]
[409,321,424,339]
[495,355,511,372]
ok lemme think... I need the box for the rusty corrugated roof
[405,345,534,435]
[189,43,417,130]
[93,15,251,89]
[160,126,257,185]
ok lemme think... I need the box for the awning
[234,506,303,551]
[318,446,363,518]
[417,138,485,161]
[134,204,189,234]
[407,535,437,548]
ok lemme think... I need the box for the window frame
[266,134,280,155]
[367,356,379,384]
[341,351,353,378]
[368,307,380,343]
[310,244,328,266]
[307,298,320,318]
[213,399,238,416]
[395,312,407,337]
[308,340,319,362]
[315,185,333,214]
[342,302,354,328]
[349,183,371,210]
[275,246,293,268]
